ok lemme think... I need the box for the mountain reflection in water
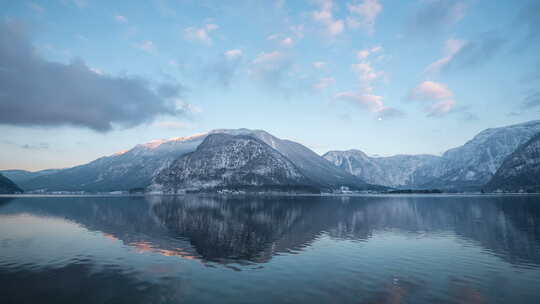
[0,195,539,303]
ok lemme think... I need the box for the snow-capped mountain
[17,134,207,192]
[325,120,540,190]
[323,150,439,188]
[151,133,318,193]
[413,120,540,190]
[15,128,374,192]
[485,132,540,192]
[210,129,374,190]
[0,173,22,194]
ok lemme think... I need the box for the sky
[1,0,539,171]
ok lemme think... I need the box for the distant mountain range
[2,120,539,193]
[324,120,540,191]
[2,129,375,193]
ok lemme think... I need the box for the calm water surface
[0,195,539,303]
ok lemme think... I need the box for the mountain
[485,133,540,192]
[18,134,206,192]
[151,133,319,193]
[0,169,61,184]
[413,120,540,190]
[16,128,373,193]
[324,120,540,191]
[323,150,439,188]
[0,173,23,194]
[211,129,375,190]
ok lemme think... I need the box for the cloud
[0,21,185,132]
[408,81,455,116]
[135,40,156,53]
[205,49,244,87]
[356,45,382,60]
[347,0,383,35]
[313,77,335,90]
[351,62,384,83]
[115,15,128,24]
[250,51,291,87]
[336,91,404,119]
[312,0,345,36]
[444,32,506,71]
[409,81,453,101]
[268,34,295,48]
[408,0,468,37]
[426,99,455,117]
[313,61,327,69]
[184,24,219,45]
[424,38,465,74]
[21,142,50,150]
[280,37,295,47]
[224,49,243,60]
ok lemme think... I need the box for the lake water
[0,195,539,303]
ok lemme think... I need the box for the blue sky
[1,0,539,171]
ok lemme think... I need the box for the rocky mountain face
[151,133,318,193]
[325,120,540,191]
[485,133,540,192]
[211,129,375,190]
[15,134,206,192]
[323,150,439,188]
[0,174,22,194]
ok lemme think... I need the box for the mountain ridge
[324,120,540,190]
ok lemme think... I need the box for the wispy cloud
[115,15,128,24]
[424,38,465,74]
[408,81,456,116]
[135,40,156,53]
[346,0,382,35]
[184,24,219,45]
[312,0,344,36]
[336,91,404,119]
[445,32,506,71]
[313,61,327,69]
[224,49,243,60]
[204,49,244,87]
[313,77,335,90]
[356,45,382,60]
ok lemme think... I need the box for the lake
[0,195,539,303]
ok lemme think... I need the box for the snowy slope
[323,150,439,188]
[18,134,206,192]
[210,129,377,190]
[486,132,540,192]
[151,133,318,193]
[325,120,540,190]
